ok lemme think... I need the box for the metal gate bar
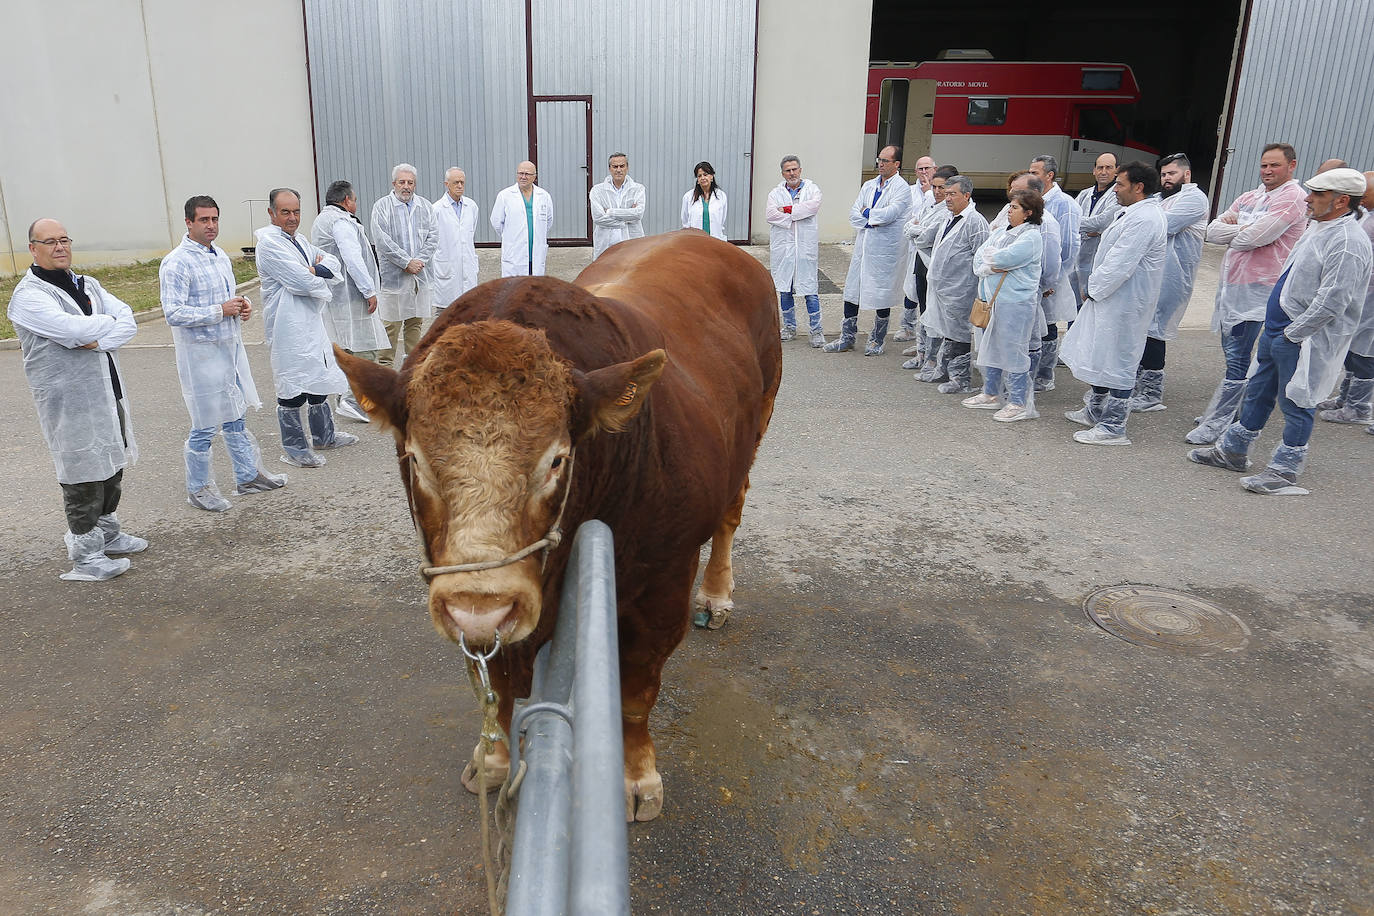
[505,520,629,915]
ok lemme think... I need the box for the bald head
[516,161,537,192]
[1363,172,1374,210]
[1317,158,1348,174]
[28,218,72,271]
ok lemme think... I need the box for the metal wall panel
[305,0,758,244]
[1218,0,1374,209]
[304,0,527,243]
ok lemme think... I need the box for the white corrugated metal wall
[1217,0,1374,208]
[303,0,757,244]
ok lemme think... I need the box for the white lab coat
[917,203,988,341]
[431,194,481,306]
[254,226,348,400]
[159,235,261,430]
[8,271,138,484]
[1061,198,1168,390]
[1075,184,1122,302]
[1205,179,1308,333]
[1147,184,1210,341]
[844,174,914,311]
[1042,184,1080,281]
[681,189,728,241]
[1348,213,1374,357]
[1272,214,1374,407]
[765,180,824,296]
[1037,212,1077,325]
[973,223,1042,373]
[589,176,646,259]
[903,203,950,301]
[492,184,554,277]
[310,205,390,352]
[370,192,438,320]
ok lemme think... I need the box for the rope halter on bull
[401,448,576,916]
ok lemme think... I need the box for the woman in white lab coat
[681,161,728,241]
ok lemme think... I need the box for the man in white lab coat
[765,155,824,346]
[491,161,554,277]
[589,152,645,259]
[432,167,481,308]
[370,163,438,367]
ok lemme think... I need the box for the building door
[901,78,937,168]
[534,97,592,243]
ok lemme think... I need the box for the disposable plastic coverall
[1147,184,1210,340]
[1037,212,1077,324]
[903,201,949,302]
[430,194,482,307]
[8,271,138,484]
[765,179,824,296]
[159,236,261,429]
[370,192,438,319]
[973,224,1042,374]
[1075,184,1121,300]
[310,205,389,352]
[589,176,645,259]
[1205,179,1307,333]
[1272,214,1374,408]
[680,189,728,241]
[917,204,988,342]
[1348,214,1374,358]
[844,175,913,310]
[1042,184,1081,286]
[255,226,348,400]
[492,184,554,276]
[1061,198,1168,391]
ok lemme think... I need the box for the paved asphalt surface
[1,238,1370,915]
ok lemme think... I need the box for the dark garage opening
[869,0,1246,194]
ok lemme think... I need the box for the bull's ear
[571,348,666,438]
[335,345,407,431]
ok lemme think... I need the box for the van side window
[967,98,1007,126]
[1082,69,1124,91]
[1078,108,1123,143]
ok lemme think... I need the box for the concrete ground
[1,241,1370,915]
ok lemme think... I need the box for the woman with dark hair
[962,188,1044,422]
[681,161,728,241]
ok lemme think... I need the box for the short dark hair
[1009,189,1044,225]
[325,180,354,207]
[269,187,301,209]
[1262,143,1297,164]
[184,196,218,221]
[934,165,959,181]
[1117,161,1160,196]
[1158,152,1191,171]
[880,145,902,165]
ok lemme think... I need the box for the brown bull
[336,230,781,821]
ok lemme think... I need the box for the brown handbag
[970,272,1007,330]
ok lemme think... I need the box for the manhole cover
[1083,585,1250,655]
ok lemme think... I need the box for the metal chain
[461,634,506,916]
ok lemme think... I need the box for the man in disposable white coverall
[431,167,481,308]
[589,152,645,260]
[1315,172,1374,428]
[256,188,356,469]
[903,165,957,371]
[765,155,825,346]
[1189,168,1373,494]
[1028,155,1081,389]
[1060,161,1167,446]
[894,155,937,342]
[916,175,989,392]
[370,163,438,367]
[1075,152,1122,303]
[1186,143,1308,444]
[8,219,148,581]
[161,195,286,512]
[827,145,913,355]
[492,161,554,277]
[310,179,389,423]
[1130,152,1209,412]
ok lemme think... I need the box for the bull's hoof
[692,590,733,630]
[626,769,664,822]
[460,742,510,794]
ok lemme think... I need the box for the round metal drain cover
[1084,585,1250,654]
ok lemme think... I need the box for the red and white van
[864,56,1159,191]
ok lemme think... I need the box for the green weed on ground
[1,257,257,340]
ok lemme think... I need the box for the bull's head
[335,320,664,648]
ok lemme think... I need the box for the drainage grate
[1083,585,1250,655]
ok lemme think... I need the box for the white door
[535,98,592,242]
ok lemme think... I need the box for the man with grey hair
[370,163,437,367]
[766,155,824,345]
[589,152,645,259]
[432,166,481,308]
[916,174,988,392]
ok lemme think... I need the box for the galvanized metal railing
[504,520,630,916]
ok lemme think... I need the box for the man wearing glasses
[8,220,148,581]
[492,160,554,277]
[826,145,913,355]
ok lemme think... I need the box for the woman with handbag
[962,189,1044,421]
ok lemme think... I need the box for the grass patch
[1,257,257,340]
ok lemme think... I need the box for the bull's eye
[550,456,564,470]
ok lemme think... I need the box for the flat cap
[1304,167,1368,195]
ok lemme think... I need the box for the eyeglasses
[875,157,895,165]
[1158,153,1188,167]
[517,171,536,177]
[31,237,73,248]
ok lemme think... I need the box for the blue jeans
[189,417,246,453]
[779,291,821,331]
[1238,327,1314,447]
[1222,320,1263,381]
[983,367,1029,405]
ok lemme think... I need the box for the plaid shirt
[159,235,239,343]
